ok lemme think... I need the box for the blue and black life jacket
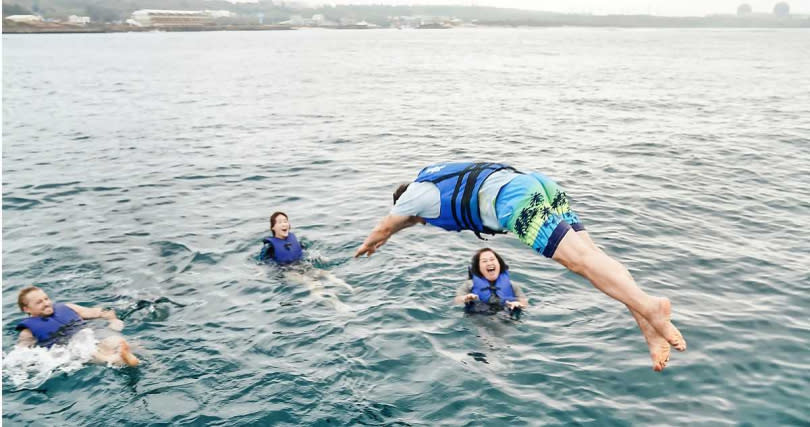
[16,303,86,348]
[470,271,517,308]
[262,232,303,265]
[414,162,519,239]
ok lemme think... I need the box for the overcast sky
[304,0,810,16]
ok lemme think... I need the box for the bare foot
[648,336,671,372]
[646,297,686,352]
[119,340,140,367]
[631,309,671,371]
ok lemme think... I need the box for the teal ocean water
[3,28,809,425]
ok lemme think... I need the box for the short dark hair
[393,183,410,205]
[470,248,509,279]
[269,211,288,237]
[18,286,42,311]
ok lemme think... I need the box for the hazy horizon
[290,0,810,17]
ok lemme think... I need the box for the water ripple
[4,28,810,426]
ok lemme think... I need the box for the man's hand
[100,308,117,320]
[355,237,388,257]
[107,318,124,331]
[355,215,419,258]
[354,242,374,257]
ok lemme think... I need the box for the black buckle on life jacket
[487,281,502,307]
[473,227,509,241]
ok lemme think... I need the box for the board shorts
[495,172,584,258]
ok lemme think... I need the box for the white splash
[3,328,98,389]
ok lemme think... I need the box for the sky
[297,0,810,16]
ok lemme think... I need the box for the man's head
[270,211,290,238]
[18,286,54,317]
[392,183,410,205]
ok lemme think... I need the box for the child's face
[272,215,290,239]
[23,289,54,317]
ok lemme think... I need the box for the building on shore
[68,15,91,25]
[130,10,220,27]
[4,15,43,24]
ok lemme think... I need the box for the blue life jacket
[16,303,85,348]
[262,232,303,265]
[414,162,519,239]
[470,271,517,307]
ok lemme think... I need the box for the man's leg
[118,339,139,366]
[577,231,673,370]
[93,336,139,367]
[495,173,685,354]
[552,228,686,351]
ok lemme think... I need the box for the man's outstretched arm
[355,214,424,257]
[66,303,124,331]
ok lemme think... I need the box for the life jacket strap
[488,281,502,307]
[424,162,520,237]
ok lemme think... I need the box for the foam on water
[3,329,98,389]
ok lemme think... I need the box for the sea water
[3,28,809,425]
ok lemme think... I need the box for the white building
[4,15,43,23]
[281,15,313,26]
[205,10,234,19]
[130,10,216,27]
[68,15,91,25]
[311,14,326,25]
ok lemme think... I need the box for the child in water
[455,248,528,315]
[259,211,353,311]
[15,286,139,367]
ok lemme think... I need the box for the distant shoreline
[3,18,809,34]
[2,23,297,34]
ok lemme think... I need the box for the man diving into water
[355,162,685,371]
